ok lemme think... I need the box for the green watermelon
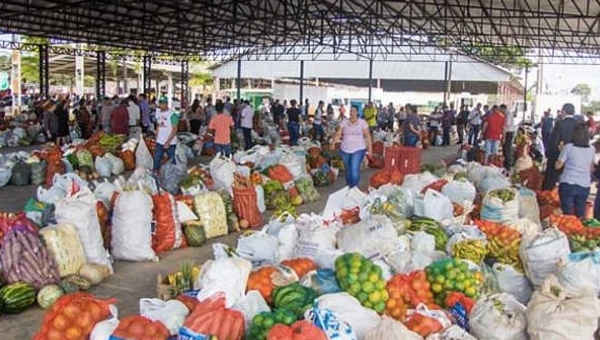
[0,282,36,313]
[272,282,317,318]
[37,284,65,309]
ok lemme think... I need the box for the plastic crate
[384,145,422,174]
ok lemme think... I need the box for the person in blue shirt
[555,122,594,218]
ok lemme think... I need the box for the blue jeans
[242,127,253,150]
[559,182,590,218]
[340,149,366,188]
[153,143,176,173]
[215,143,232,157]
[468,124,480,145]
[484,139,501,164]
[405,134,419,147]
[594,185,600,220]
[288,121,300,146]
[313,124,324,141]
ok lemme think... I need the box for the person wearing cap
[153,97,179,174]
[543,103,580,190]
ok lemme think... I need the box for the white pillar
[167,73,173,108]
[75,55,84,97]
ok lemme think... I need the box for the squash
[37,284,65,309]
[0,282,36,313]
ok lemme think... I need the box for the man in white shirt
[153,96,179,174]
[468,103,483,145]
[502,104,516,169]
[240,100,254,150]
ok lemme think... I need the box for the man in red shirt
[481,104,506,165]
[110,99,130,135]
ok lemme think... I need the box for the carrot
[229,311,245,340]
[217,310,234,340]
[187,310,214,332]
[207,307,224,335]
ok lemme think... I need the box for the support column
[368,59,373,102]
[167,73,173,108]
[96,51,106,99]
[524,63,530,122]
[142,55,152,94]
[236,59,242,100]
[122,60,128,95]
[75,55,84,98]
[39,45,49,99]
[446,60,453,105]
[299,60,304,105]
[180,60,189,109]
[443,61,449,104]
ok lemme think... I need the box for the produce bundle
[425,258,482,306]
[233,173,263,229]
[112,315,170,340]
[536,189,560,206]
[30,159,47,186]
[423,226,449,251]
[335,253,389,314]
[249,308,297,340]
[247,266,278,304]
[450,239,488,263]
[408,216,440,232]
[152,192,184,253]
[280,258,316,279]
[98,133,125,154]
[267,320,328,340]
[266,164,294,184]
[488,188,515,202]
[180,295,245,340]
[550,214,600,252]
[33,292,116,340]
[369,168,404,189]
[272,282,317,318]
[385,270,435,321]
[312,166,334,187]
[75,149,94,169]
[0,228,60,288]
[475,220,523,271]
[118,149,136,170]
[294,177,320,203]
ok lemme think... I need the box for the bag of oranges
[33,293,116,340]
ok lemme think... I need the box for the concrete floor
[0,144,459,339]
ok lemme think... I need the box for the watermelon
[272,282,317,318]
[0,282,36,313]
[37,284,65,309]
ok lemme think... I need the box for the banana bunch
[489,189,516,202]
[487,238,523,272]
[99,134,126,153]
[568,234,599,252]
[409,216,440,231]
[451,240,488,263]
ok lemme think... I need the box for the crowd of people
[11,91,600,222]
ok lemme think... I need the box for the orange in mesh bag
[233,186,262,228]
[111,315,170,340]
[33,293,116,340]
[152,192,183,253]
